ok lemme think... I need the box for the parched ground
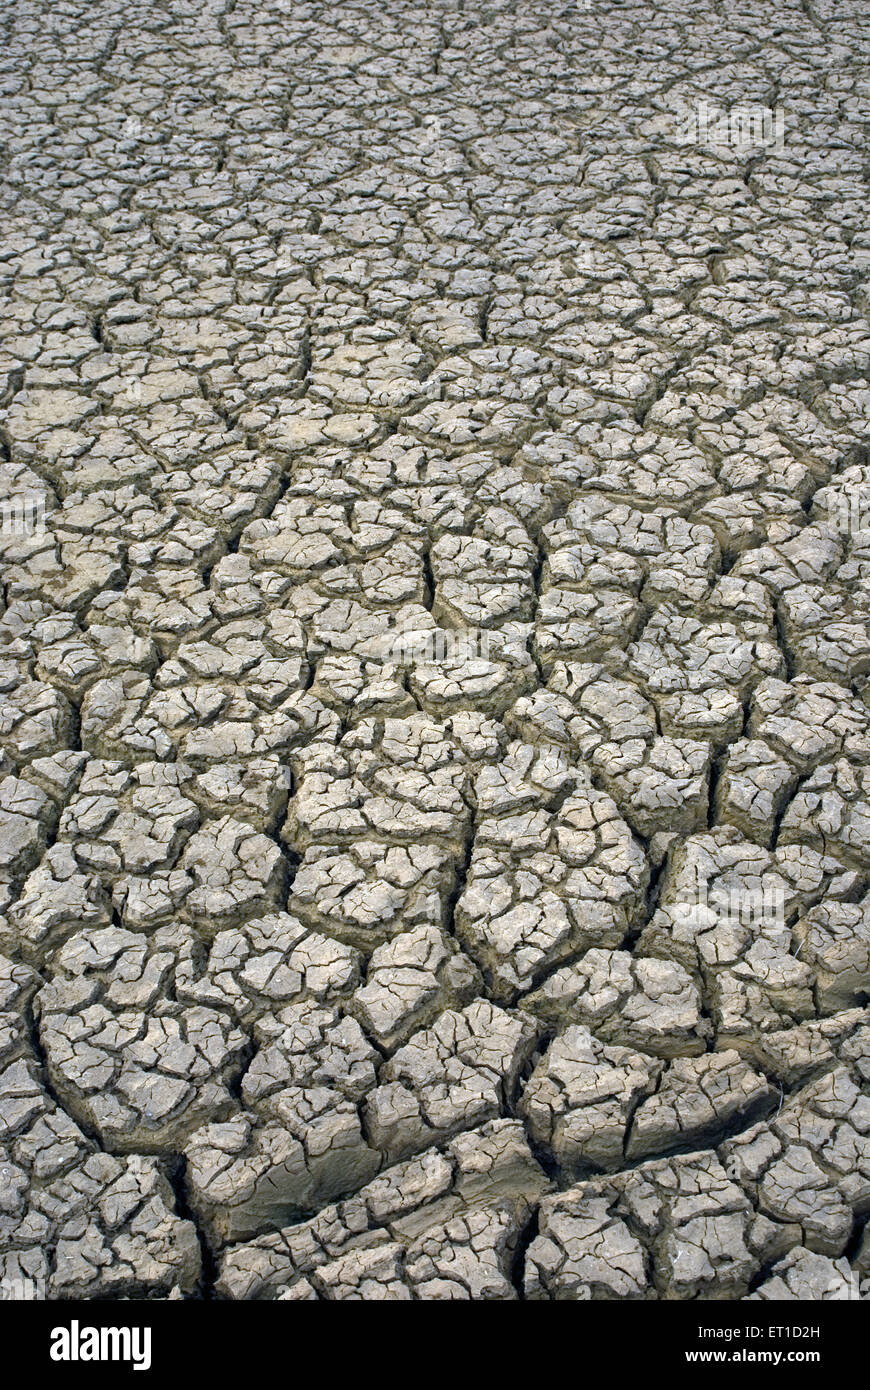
[1,0,870,1302]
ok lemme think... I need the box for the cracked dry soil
[1,0,870,1304]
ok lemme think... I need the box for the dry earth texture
[1,0,870,1303]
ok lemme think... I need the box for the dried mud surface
[1,0,870,1301]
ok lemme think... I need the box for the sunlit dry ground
[1,0,869,1301]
